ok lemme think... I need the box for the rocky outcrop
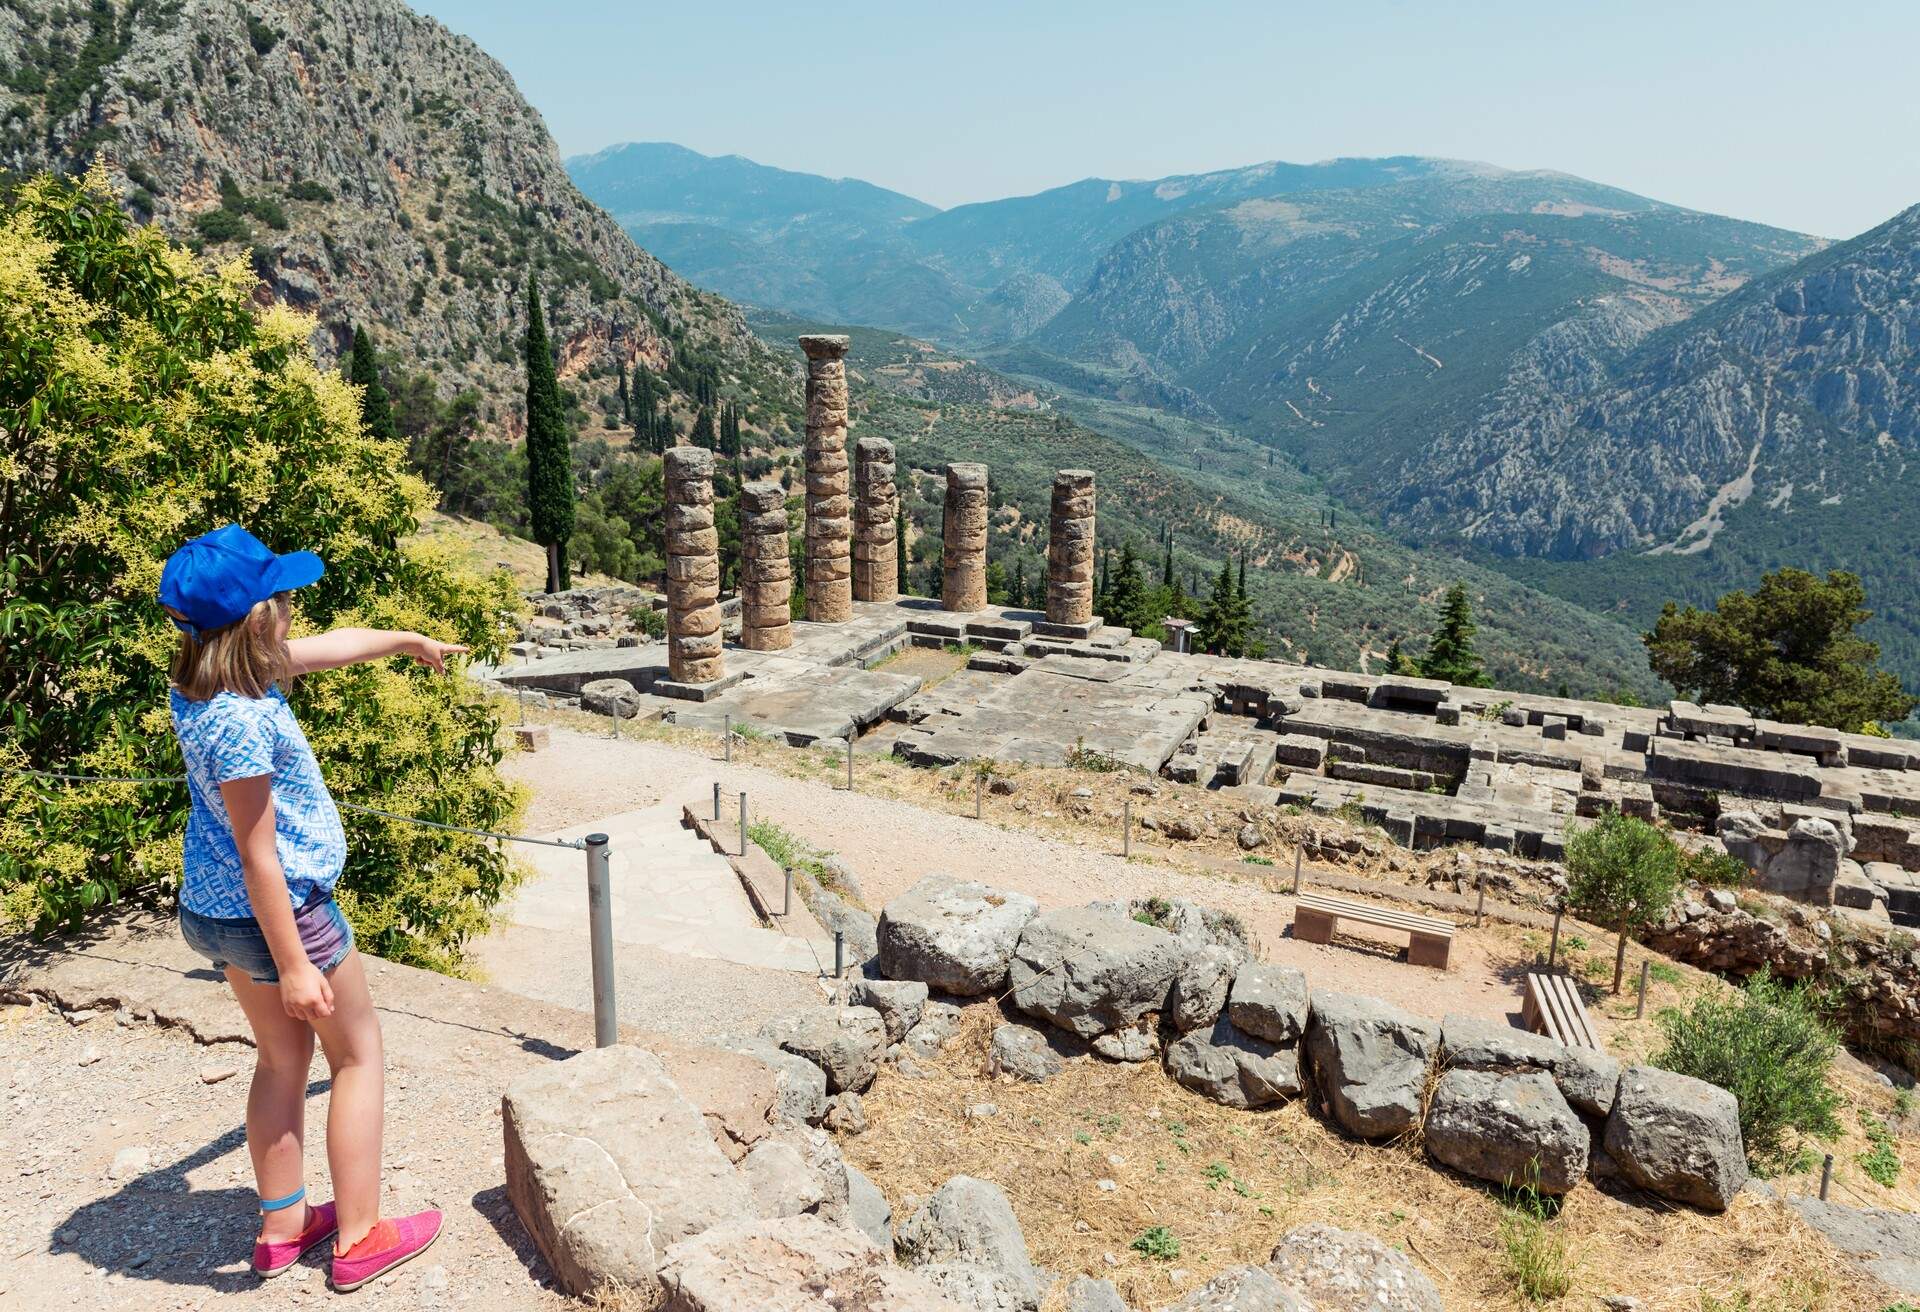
[1265,1223,1443,1312]
[5,0,779,435]
[1166,1017,1303,1109]
[761,1007,888,1094]
[1227,964,1312,1044]
[655,1214,965,1312]
[851,978,929,1046]
[988,1023,1066,1083]
[877,875,1039,996]
[1440,1013,1620,1118]
[895,1176,1043,1311]
[1304,992,1438,1140]
[1424,1069,1588,1194]
[502,1046,753,1296]
[1006,906,1184,1039]
[1603,1065,1749,1211]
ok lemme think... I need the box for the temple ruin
[800,334,853,624]
[662,446,723,685]
[941,462,989,613]
[853,437,899,604]
[739,480,792,651]
[1044,468,1098,634]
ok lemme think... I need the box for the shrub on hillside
[0,168,524,971]
[1653,971,1842,1174]
[1564,811,1684,992]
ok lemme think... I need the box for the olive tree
[1563,812,1683,993]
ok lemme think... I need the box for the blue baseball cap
[158,524,324,636]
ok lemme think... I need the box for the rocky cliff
[0,0,790,433]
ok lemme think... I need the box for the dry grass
[841,1000,1898,1312]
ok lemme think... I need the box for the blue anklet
[259,1186,306,1213]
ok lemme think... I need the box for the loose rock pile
[871,876,1748,1211]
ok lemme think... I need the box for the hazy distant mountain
[567,145,1474,342]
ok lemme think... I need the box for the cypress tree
[616,363,630,422]
[346,326,396,444]
[1419,584,1489,687]
[1237,551,1246,598]
[691,405,715,450]
[1162,533,1174,587]
[896,508,908,594]
[524,274,574,593]
[1107,541,1151,633]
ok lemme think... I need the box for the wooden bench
[1291,891,1454,969]
[1522,967,1602,1049]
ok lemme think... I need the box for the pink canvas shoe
[252,1200,338,1277]
[329,1209,443,1292]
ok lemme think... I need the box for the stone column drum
[853,436,899,604]
[941,463,989,613]
[800,334,853,623]
[663,446,724,684]
[739,481,793,651]
[1046,469,1096,626]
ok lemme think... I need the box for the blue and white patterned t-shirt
[170,687,346,918]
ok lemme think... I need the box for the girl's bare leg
[307,950,385,1252]
[223,967,317,1243]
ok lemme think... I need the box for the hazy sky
[413,1,1919,240]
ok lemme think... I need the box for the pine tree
[1419,584,1489,686]
[346,326,396,444]
[1386,639,1420,677]
[524,274,574,592]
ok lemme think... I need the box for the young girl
[160,524,463,1291]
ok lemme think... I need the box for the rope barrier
[12,768,584,851]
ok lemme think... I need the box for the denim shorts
[179,890,354,984]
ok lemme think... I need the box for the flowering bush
[0,169,524,971]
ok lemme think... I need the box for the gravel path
[0,995,571,1312]
[505,726,1537,1025]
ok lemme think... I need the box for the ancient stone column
[1046,469,1096,626]
[942,462,989,613]
[800,334,853,623]
[663,446,724,683]
[739,481,793,651]
[853,437,899,604]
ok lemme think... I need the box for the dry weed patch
[842,1001,1895,1312]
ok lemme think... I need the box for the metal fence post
[713,780,722,822]
[1548,906,1564,969]
[724,713,731,763]
[783,866,793,917]
[738,791,748,857]
[834,930,845,979]
[1819,1154,1833,1200]
[1122,798,1131,857]
[584,834,617,1049]
[1636,959,1651,1018]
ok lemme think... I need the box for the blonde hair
[169,593,294,701]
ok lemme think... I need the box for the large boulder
[1166,1017,1303,1109]
[895,1176,1042,1310]
[717,1038,830,1127]
[502,1046,753,1297]
[1227,964,1312,1043]
[916,1263,1035,1312]
[1440,1013,1621,1118]
[656,1213,966,1311]
[1603,1064,1749,1210]
[741,1140,831,1218]
[762,1007,889,1094]
[1424,1068,1588,1194]
[1265,1224,1442,1312]
[1157,1265,1308,1310]
[579,677,644,718]
[902,1001,965,1060]
[878,875,1040,995]
[852,978,930,1044]
[1304,992,1439,1140]
[847,1163,894,1251]
[989,1023,1067,1083]
[1063,1276,1129,1312]
[1006,906,1185,1038]
[1167,943,1238,1033]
